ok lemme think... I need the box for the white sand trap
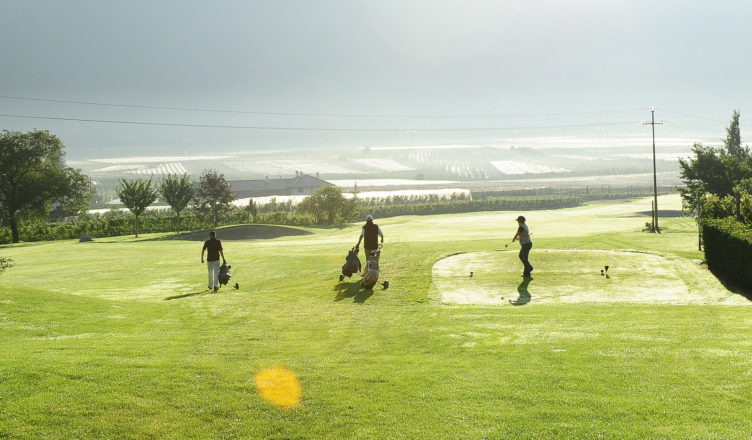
[433,250,750,305]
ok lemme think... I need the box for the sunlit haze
[1,0,750,157]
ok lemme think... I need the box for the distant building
[229,172,331,198]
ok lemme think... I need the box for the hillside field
[2,195,752,439]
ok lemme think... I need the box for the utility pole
[697,194,702,251]
[642,107,663,233]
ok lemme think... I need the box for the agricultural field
[223,159,359,176]
[348,158,415,172]
[2,194,752,439]
[73,142,692,207]
[490,160,570,175]
[71,142,689,184]
[92,162,189,175]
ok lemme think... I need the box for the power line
[660,108,728,124]
[0,94,643,119]
[661,121,720,135]
[663,121,752,137]
[0,112,637,132]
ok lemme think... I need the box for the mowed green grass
[2,195,752,439]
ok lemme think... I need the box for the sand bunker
[433,250,749,306]
[175,225,312,241]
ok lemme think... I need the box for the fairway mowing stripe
[431,250,750,306]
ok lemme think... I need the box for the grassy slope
[1,195,752,439]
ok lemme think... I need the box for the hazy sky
[1,0,750,156]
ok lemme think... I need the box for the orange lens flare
[254,366,302,408]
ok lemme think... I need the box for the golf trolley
[218,263,240,290]
[361,244,389,290]
[339,247,362,282]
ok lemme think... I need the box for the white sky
[1,0,750,156]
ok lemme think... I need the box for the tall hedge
[702,218,752,289]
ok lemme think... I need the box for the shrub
[0,194,584,243]
[355,195,583,219]
[0,257,12,275]
[702,217,752,290]
[701,193,735,220]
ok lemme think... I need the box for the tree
[725,110,745,159]
[679,143,730,210]
[49,168,96,221]
[193,170,236,226]
[117,177,159,237]
[296,185,355,224]
[723,111,752,218]
[679,111,752,216]
[0,130,93,243]
[160,174,194,232]
[245,199,259,223]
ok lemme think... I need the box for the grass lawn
[2,194,752,439]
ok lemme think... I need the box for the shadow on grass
[334,280,373,303]
[509,277,533,306]
[707,266,752,302]
[0,242,56,249]
[164,290,209,300]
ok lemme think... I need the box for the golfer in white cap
[355,214,384,260]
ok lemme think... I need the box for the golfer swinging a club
[512,215,533,277]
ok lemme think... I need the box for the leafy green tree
[160,174,194,232]
[296,185,355,224]
[700,193,735,219]
[265,197,279,212]
[0,130,93,243]
[245,199,259,223]
[116,178,159,237]
[725,110,745,159]
[679,111,752,217]
[193,170,236,226]
[48,168,96,221]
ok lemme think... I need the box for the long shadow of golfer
[509,278,533,306]
[164,291,208,301]
[334,281,373,303]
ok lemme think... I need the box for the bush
[0,257,12,275]
[356,195,583,219]
[0,194,584,243]
[702,218,752,290]
[701,193,735,220]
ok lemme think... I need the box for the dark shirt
[203,238,223,262]
[363,222,380,249]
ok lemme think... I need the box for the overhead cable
[0,94,643,119]
[0,113,637,132]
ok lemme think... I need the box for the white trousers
[207,260,221,289]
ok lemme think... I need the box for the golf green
[433,249,744,305]
[1,194,751,439]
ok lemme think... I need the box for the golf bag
[339,247,361,281]
[361,247,389,290]
[218,263,240,290]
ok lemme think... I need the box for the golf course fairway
[2,194,751,439]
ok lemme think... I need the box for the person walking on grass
[201,230,226,292]
[512,215,533,277]
[355,215,383,260]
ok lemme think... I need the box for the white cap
[366,215,373,220]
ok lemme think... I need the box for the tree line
[679,110,752,291]
[14,117,751,246]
